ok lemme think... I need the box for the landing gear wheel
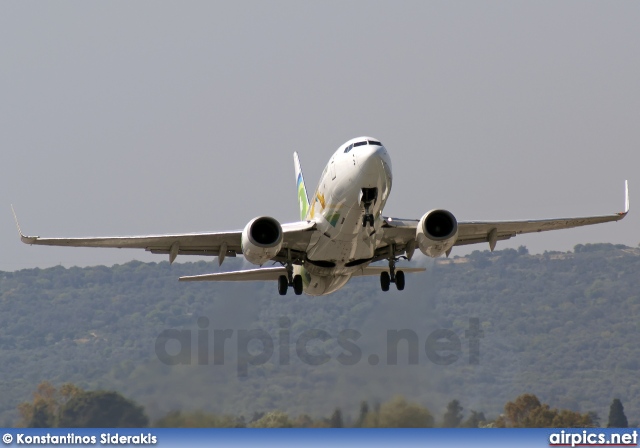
[380,271,390,292]
[278,275,288,296]
[293,275,303,295]
[395,270,405,291]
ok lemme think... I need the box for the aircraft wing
[12,207,315,264]
[379,181,629,257]
[452,213,627,248]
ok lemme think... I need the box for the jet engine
[241,216,284,265]
[416,209,458,258]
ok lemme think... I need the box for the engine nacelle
[416,209,458,258]
[241,216,284,265]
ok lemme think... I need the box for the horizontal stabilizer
[352,265,426,277]
[179,267,287,282]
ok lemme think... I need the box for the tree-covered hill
[1,243,639,426]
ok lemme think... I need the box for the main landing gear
[278,274,303,296]
[277,249,303,296]
[380,244,405,292]
[380,267,405,291]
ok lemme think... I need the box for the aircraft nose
[358,144,387,171]
[356,144,391,185]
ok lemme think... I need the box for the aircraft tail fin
[294,152,310,220]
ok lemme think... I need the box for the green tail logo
[294,152,310,220]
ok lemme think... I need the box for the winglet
[294,152,310,221]
[624,180,629,214]
[10,205,37,244]
[11,204,24,237]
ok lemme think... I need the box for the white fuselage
[296,137,392,295]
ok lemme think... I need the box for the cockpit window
[345,140,382,152]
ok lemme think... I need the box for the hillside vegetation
[1,243,639,426]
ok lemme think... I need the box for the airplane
[13,136,629,296]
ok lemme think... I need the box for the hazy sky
[1,2,638,271]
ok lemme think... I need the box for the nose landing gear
[361,187,378,228]
[363,214,375,227]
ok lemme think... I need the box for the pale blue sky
[2,1,638,270]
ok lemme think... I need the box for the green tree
[462,410,486,428]
[501,394,542,427]
[248,411,292,428]
[18,382,83,428]
[58,391,148,428]
[607,399,628,428]
[27,402,56,428]
[552,410,593,428]
[363,396,434,428]
[354,401,369,428]
[154,410,243,428]
[329,408,343,428]
[496,394,592,428]
[442,399,464,427]
[249,411,265,424]
[292,414,314,428]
